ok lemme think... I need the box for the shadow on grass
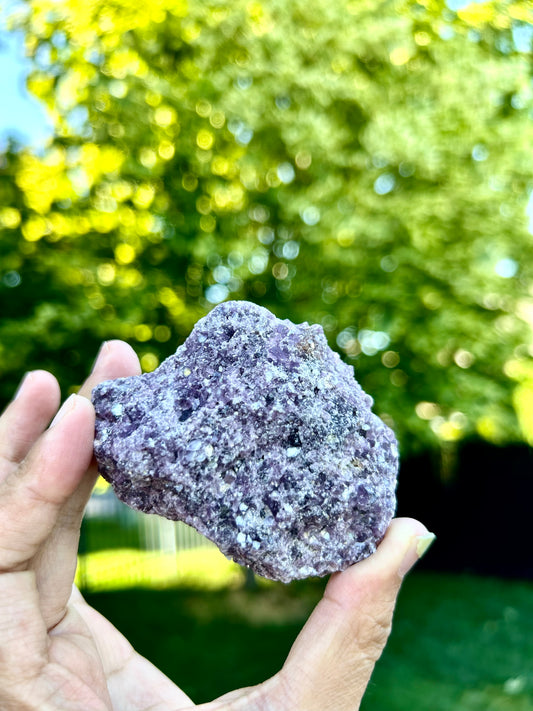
[86,572,533,709]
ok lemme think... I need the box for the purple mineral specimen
[92,301,398,582]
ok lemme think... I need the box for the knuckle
[357,606,393,660]
[216,674,299,711]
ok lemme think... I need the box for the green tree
[1,0,533,451]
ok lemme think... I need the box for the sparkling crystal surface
[92,301,398,582]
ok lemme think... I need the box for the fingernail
[49,394,78,428]
[416,533,437,559]
[14,371,33,400]
[399,532,436,578]
[91,342,109,372]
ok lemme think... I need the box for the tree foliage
[1,0,533,451]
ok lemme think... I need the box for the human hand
[0,340,433,710]
[196,517,433,711]
[0,341,196,710]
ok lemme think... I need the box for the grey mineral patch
[92,301,398,582]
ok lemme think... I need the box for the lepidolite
[92,301,398,582]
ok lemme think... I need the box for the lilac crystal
[92,301,398,582]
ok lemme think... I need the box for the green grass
[363,574,533,711]
[85,572,533,709]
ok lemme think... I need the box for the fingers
[0,341,140,576]
[77,339,141,401]
[35,340,141,627]
[0,395,96,573]
[199,520,435,711]
[55,340,141,513]
[0,370,60,475]
[0,339,139,478]
[270,518,435,711]
[66,339,141,506]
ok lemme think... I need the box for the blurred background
[1,0,533,707]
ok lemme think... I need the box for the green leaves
[1,0,533,451]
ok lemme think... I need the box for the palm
[53,590,197,710]
[3,578,196,711]
[20,605,110,711]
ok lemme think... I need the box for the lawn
[85,571,533,709]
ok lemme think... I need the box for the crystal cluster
[92,301,398,582]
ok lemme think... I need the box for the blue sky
[0,21,53,147]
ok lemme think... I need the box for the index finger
[64,339,141,507]
[77,340,141,400]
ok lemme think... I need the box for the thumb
[275,518,435,711]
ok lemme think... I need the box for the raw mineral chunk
[92,301,398,582]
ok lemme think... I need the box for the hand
[0,341,195,711]
[0,340,433,711]
[197,517,433,711]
